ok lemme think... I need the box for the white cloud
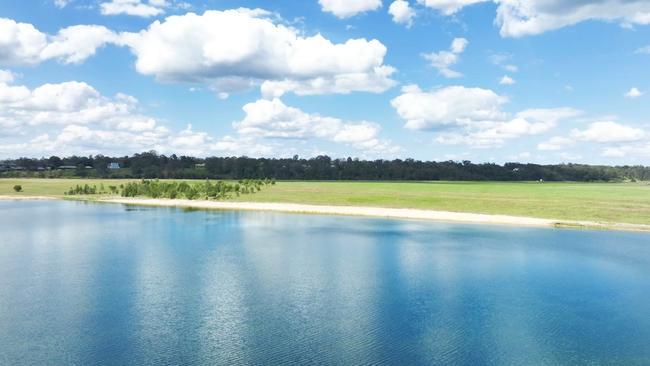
[537,136,574,151]
[435,108,580,148]
[422,37,468,78]
[496,0,650,38]
[389,0,416,27]
[234,98,399,154]
[0,69,15,84]
[120,9,396,96]
[1,11,395,97]
[602,147,626,158]
[571,121,645,143]
[100,0,169,17]
[625,87,644,98]
[600,144,650,158]
[489,52,518,72]
[319,0,382,18]
[41,25,118,64]
[417,0,488,15]
[636,45,650,54]
[0,78,282,157]
[54,0,72,8]
[0,18,116,66]
[499,75,515,85]
[0,18,48,65]
[0,79,167,135]
[391,84,580,148]
[416,1,650,37]
[391,84,507,130]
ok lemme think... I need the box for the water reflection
[1,200,649,365]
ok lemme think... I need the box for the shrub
[13,185,22,192]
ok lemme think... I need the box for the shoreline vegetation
[64,179,275,199]
[2,178,650,233]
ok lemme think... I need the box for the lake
[1,200,649,365]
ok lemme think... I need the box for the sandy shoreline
[3,195,649,232]
[0,195,57,200]
[100,197,650,232]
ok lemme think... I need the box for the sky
[0,0,649,164]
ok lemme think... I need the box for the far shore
[0,195,57,200]
[3,195,650,232]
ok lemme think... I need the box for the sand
[3,195,649,232]
[0,195,56,200]
[98,198,650,232]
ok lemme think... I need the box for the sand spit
[99,198,650,232]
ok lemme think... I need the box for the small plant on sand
[13,185,22,192]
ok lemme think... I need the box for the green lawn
[2,178,650,225]
[0,178,138,197]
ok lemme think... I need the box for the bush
[13,185,22,192]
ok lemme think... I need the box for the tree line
[2,151,649,182]
[65,179,274,200]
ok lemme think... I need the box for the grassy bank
[2,178,650,225]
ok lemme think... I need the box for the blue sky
[1,0,649,164]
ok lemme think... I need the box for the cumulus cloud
[119,9,396,96]
[100,0,169,17]
[389,0,416,27]
[422,37,468,78]
[41,25,119,64]
[417,0,488,15]
[234,98,399,154]
[496,0,650,38]
[499,75,515,85]
[571,121,645,143]
[1,10,395,97]
[625,87,644,98]
[0,78,186,156]
[391,84,580,148]
[391,84,506,130]
[0,79,162,132]
[417,1,650,37]
[319,0,382,18]
[0,18,116,66]
[0,69,15,84]
[0,77,397,158]
[0,78,282,157]
[537,136,574,151]
[600,144,650,158]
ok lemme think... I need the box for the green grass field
[2,178,650,225]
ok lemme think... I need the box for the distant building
[108,162,121,170]
[59,165,76,170]
[195,163,206,168]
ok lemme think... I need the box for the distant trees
[65,184,98,195]
[64,179,274,200]
[119,179,273,200]
[3,151,649,182]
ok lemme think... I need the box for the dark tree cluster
[2,151,649,182]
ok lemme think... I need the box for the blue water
[1,200,649,365]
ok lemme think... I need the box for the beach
[98,197,650,232]
[3,191,650,232]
